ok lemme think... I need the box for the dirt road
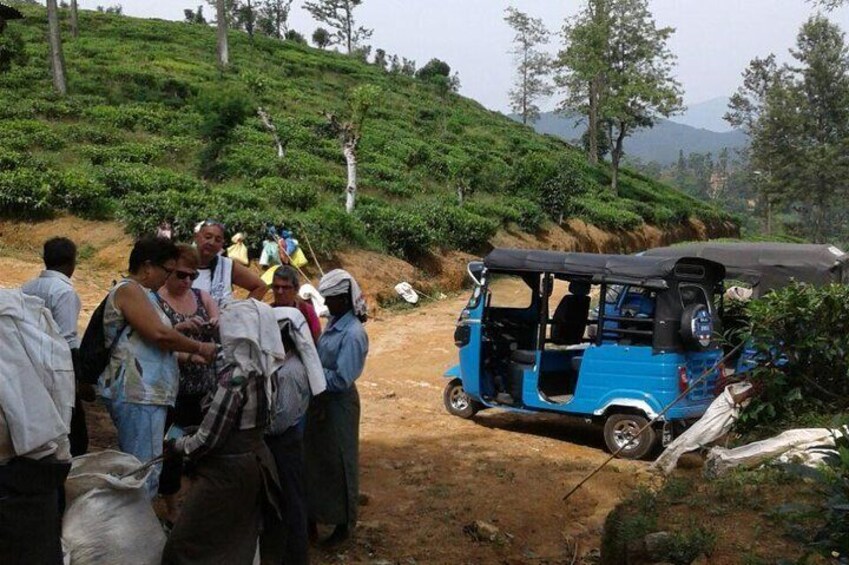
[0,226,647,564]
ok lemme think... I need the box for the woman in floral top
[156,244,220,522]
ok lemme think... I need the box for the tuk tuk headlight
[454,324,471,348]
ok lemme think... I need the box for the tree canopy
[727,16,849,242]
[504,6,553,125]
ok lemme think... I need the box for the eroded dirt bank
[0,216,735,563]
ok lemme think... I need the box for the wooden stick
[562,341,746,502]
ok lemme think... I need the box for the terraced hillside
[0,4,734,260]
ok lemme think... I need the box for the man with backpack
[22,237,92,456]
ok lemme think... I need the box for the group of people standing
[3,219,369,564]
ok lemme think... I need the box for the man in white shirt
[22,237,90,456]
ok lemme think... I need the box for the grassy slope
[0,5,732,258]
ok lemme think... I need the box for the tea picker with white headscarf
[261,307,326,565]
[304,269,369,547]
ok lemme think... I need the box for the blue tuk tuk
[442,248,727,459]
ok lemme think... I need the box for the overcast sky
[73,0,849,113]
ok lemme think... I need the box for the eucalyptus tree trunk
[69,0,79,38]
[216,0,229,69]
[343,137,358,213]
[588,78,600,165]
[611,121,627,195]
[46,0,67,95]
[257,107,286,159]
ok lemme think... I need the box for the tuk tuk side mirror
[467,261,485,286]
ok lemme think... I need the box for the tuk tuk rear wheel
[443,378,480,419]
[603,413,657,460]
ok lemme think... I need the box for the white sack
[219,299,287,410]
[394,282,419,304]
[299,283,329,318]
[273,307,327,396]
[62,450,165,565]
[0,290,73,462]
[704,428,842,478]
[652,382,752,475]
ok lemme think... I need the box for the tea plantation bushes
[82,103,174,133]
[413,200,498,250]
[295,205,368,257]
[54,168,112,219]
[465,197,545,232]
[0,169,56,219]
[737,283,849,434]
[82,142,164,166]
[99,163,204,197]
[255,177,319,211]
[0,119,65,150]
[356,203,433,260]
[572,194,643,231]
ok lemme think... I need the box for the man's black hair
[43,237,77,270]
[272,265,301,288]
[128,236,180,274]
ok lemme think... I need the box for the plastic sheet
[652,382,752,475]
[62,450,165,564]
[704,428,843,478]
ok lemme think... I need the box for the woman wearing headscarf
[161,299,284,565]
[261,307,326,565]
[304,269,369,546]
[193,219,267,306]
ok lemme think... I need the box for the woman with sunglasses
[193,220,267,306]
[156,244,220,523]
[99,237,217,499]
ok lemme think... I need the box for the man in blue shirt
[304,270,369,547]
[22,237,91,456]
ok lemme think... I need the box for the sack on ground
[62,450,166,565]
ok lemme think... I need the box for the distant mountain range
[521,98,748,165]
[676,97,736,132]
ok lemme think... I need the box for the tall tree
[603,0,683,193]
[256,0,293,39]
[558,0,681,190]
[312,27,330,48]
[727,16,849,242]
[325,84,381,213]
[556,0,610,164]
[238,0,255,39]
[504,6,553,125]
[216,0,229,68]
[302,0,372,54]
[46,0,67,95]
[69,0,79,38]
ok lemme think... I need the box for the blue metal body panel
[446,286,722,423]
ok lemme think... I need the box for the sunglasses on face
[174,270,199,281]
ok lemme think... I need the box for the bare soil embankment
[0,215,736,563]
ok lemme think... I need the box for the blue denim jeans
[103,398,167,499]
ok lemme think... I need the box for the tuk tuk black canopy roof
[642,242,848,296]
[484,248,724,288]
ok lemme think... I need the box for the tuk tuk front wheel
[443,378,480,419]
[603,413,658,460]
